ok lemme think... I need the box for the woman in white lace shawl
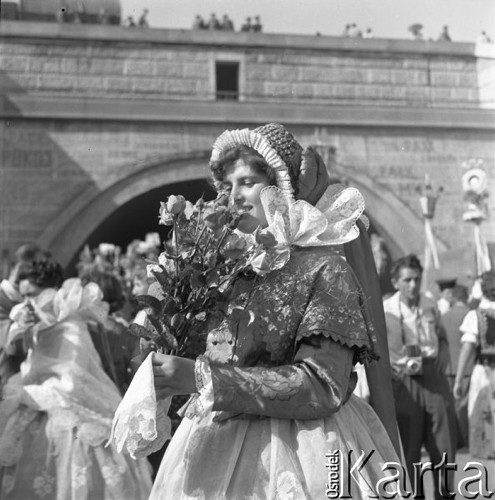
[0,258,152,499]
[114,123,403,499]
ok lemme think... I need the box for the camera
[402,345,423,376]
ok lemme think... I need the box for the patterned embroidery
[204,248,376,367]
[205,323,237,364]
[2,468,15,494]
[0,405,39,467]
[33,469,55,498]
[101,460,126,488]
[72,464,88,490]
[478,309,495,355]
[275,470,306,499]
[233,366,304,401]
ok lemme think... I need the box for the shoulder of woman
[292,246,346,267]
[290,248,358,289]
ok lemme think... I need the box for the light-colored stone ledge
[1,94,494,129]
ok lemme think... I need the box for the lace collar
[259,183,365,249]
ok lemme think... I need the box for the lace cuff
[109,353,171,459]
[194,355,214,415]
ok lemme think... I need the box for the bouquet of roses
[110,191,289,459]
[129,192,287,358]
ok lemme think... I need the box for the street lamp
[461,159,491,275]
[417,174,443,270]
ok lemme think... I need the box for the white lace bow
[260,183,365,248]
[29,278,111,330]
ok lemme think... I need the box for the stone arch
[38,152,212,267]
[38,151,446,268]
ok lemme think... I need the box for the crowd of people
[342,23,374,38]
[191,14,263,33]
[4,5,493,45]
[0,124,493,498]
[0,242,155,498]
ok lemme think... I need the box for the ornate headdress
[210,123,365,246]
[210,123,302,199]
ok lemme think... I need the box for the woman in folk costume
[454,270,495,459]
[0,259,152,499]
[115,123,402,499]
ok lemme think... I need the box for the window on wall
[215,61,239,100]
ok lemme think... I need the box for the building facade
[1,21,494,278]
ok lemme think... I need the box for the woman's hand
[11,302,38,327]
[152,353,197,400]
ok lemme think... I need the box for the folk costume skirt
[150,394,401,500]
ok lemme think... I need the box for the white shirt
[460,298,495,345]
[384,292,440,369]
[437,297,451,315]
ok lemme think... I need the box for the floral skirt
[0,411,152,500]
[150,395,401,500]
[468,364,495,459]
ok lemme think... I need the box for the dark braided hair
[17,258,64,289]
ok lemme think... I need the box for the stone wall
[1,24,492,108]
[1,21,494,276]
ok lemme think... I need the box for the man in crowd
[441,284,471,448]
[240,17,252,32]
[384,254,457,500]
[437,278,457,315]
[138,9,149,28]
[221,14,234,31]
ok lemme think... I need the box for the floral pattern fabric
[149,246,398,499]
[208,246,377,367]
[462,302,495,459]
[468,364,495,459]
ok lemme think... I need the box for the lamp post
[417,174,443,272]
[461,159,491,275]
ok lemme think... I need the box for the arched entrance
[38,152,214,269]
[38,152,445,278]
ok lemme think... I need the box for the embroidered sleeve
[296,259,378,363]
[209,337,354,419]
[194,355,214,414]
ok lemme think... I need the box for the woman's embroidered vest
[477,309,495,359]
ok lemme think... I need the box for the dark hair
[8,244,52,284]
[451,284,469,304]
[17,258,64,289]
[481,271,495,301]
[81,269,124,313]
[210,145,277,189]
[390,254,423,280]
[10,243,51,269]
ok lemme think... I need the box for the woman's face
[18,279,43,300]
[223,159,271,231]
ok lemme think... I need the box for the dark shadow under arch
[39,151,447,275]
[65,177,216,275]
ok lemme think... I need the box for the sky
[121,0,495,43]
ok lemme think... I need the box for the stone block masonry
[0,21,494,273]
